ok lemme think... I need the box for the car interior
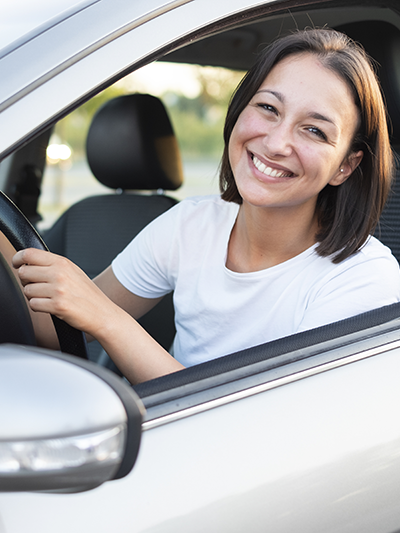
[43,93,182,369]
[1,5,400,410]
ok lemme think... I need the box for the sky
[118,62,203,99]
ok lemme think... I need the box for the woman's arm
[12,248,184,383]
[87,298,184,383]
[93,265,164,320]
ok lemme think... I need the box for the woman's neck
[226,201,319,273]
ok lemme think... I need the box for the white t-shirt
[112,195,400,367]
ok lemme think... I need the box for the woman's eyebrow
[256,89,337,127]
[308,111,336,126]
[256,89,284,102]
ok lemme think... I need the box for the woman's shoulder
[356,235,399,265]
[300,236,400,327]
[316,235,400,291]
[306,236,399,292]
[322,236,399,280]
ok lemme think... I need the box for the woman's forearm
[93,301,184,384]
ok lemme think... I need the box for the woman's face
[228,53,363,214]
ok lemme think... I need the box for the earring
[340,168,344,173]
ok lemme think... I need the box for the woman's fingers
[12,249,74,317]
[14,249,81,287]
[17,264,53,286]
[12,247,115,336]
[13,247,71,305]
[13,249,72,292]
[26,295,53,314]
[13,248,53,269]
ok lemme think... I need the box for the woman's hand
[12,248,114,339]
[12,248,184,383]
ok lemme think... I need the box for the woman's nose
[263,121,293,157]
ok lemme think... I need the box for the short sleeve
[111,204,180,298]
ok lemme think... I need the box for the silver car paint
[1,345,400,532]
[0,349,127,439]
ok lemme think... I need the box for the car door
[2,315,400,532]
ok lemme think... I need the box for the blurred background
[39,62,245,230]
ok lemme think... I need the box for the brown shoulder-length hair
[220,28,394,263]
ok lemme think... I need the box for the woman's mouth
[252,154,294,178]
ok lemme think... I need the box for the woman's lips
[251,154,294,179]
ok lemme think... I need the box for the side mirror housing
[0,345,144,493]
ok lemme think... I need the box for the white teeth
[253,155,292,178]
[257,160,266,173]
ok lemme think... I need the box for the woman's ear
[329,150,364,186]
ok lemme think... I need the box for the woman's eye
[257,103,277,114]
[307,126,327,141]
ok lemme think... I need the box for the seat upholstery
[44,94,184,364]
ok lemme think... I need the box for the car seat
[44,93,184,366]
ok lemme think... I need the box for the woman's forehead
[254,53,359,128]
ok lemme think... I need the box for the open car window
[38,62,244,231]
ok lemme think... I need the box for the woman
[13,28,400,384]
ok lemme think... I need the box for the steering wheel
[0,191,88,358]
[0,251,36,345]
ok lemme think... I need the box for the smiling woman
[221,28,392,263]
[12,28,400,384]
[226,53,363,271]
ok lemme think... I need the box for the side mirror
[0,344,144,493]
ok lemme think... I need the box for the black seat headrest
[336,21,400,145]
[86,94,184,190]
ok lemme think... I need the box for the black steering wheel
[0,191,88,358]
[0,251,36,345]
